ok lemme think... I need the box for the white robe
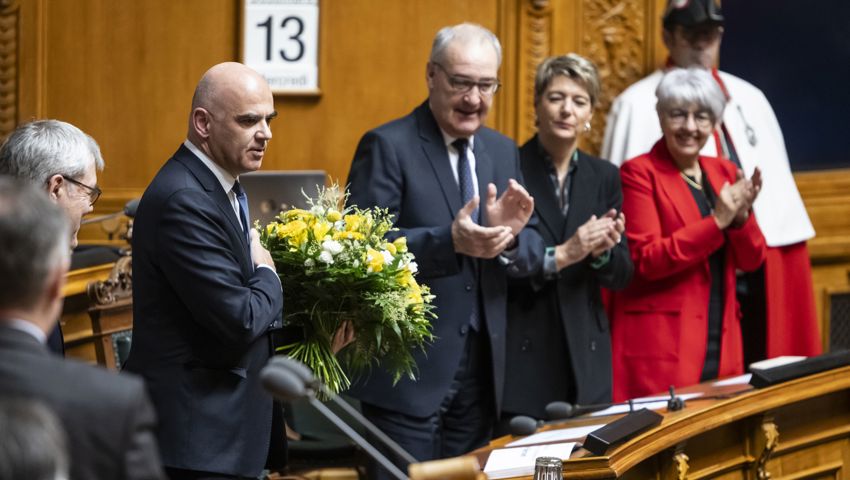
[601,69,815,248]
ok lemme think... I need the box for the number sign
[243,0,319,95]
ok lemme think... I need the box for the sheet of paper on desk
[712,373,752,386]
[588,392,703,417]
[483,442,576,479]
[506,424,605,447]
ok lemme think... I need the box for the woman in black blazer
[500,54,633,428]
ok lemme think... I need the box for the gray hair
[655,67,726,122]
[0,177,70,310]
[534,53,601,108]
[430,23,502,67]
[0,120,104,186]
[0,398,69,480]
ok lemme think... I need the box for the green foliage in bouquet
[259,185,435,396]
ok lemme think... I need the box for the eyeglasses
[62,175,102,206]
[665,109,715,130]
[432,62,501,96]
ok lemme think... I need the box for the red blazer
[610,140,766,401]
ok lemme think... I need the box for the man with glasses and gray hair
[0,178,164,480]
[346,23,542,473]
[0,119,104,355]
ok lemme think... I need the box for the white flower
[304,258,315,267]
[406,261,418,274]
[310,205,323,215]
[322,239,344,255]
[381,250,393,264]
[318,251,334,264]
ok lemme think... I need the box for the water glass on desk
[533,456,563,479]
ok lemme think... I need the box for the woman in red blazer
[610,68,767,401]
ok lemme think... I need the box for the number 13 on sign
[243,0,320,94]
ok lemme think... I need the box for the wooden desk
[478,366,850,479]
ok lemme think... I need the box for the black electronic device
[749,350,850,388]
[582,409,664,456]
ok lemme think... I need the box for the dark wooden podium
[475,365,850,479]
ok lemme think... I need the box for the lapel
[649,141,704,226]
[520,136,563,240]
[701,156,730,200]
[174,145,250,255]
[473,131,495,227]
[415,102,463,219]
[563,151,596,240]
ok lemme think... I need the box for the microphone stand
[305,396,408,480]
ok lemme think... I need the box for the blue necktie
[453,138,478,223]
[232,180,251,244]
[452,138,480,331]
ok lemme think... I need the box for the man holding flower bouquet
[125,63,288,480]
[346,23,543,474]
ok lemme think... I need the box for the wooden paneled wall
[5,0,850,343]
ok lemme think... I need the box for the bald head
[187,62,277,177]
[190,62,272,123]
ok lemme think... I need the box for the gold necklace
[680,171,703,191]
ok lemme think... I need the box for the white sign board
[243,0,319,94]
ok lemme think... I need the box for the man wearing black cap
[601,0,821,366]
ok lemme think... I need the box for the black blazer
[124,145,285,477]
[0,325,164,480]
[503,136,633,418]
[345,102,543,418]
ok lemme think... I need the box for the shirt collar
[438,128,475,151]
[4,318,47,344]
[183,139,238,193]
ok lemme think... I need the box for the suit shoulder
[366,110,417,139]
[477,126,516,148]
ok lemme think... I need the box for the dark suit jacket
[345,101,543,418]
[124,145,285,477]
[503,137,633,418]
[0,325,164,480]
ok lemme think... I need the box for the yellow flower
[366,248,384,273]
[278,219,308,247]
[266,223,277,237]
[327,209,342,222]
[333,231,365,241]
[283,209,309,221]
[312,220,332,240]
[397,270,414,288]
[384,242,397,255]
[344,214,362,232]
[393,237,408,253]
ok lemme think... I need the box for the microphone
[260,358,410,480]
[123,198,140,218]
[510,390,689,437]
[81,198,141,225]
[507,415,539,436]
[544,401,573,420]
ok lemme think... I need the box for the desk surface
[475,366,850,479]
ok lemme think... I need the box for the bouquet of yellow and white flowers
[259,185,435,396]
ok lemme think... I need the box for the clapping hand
[555,209,625,270]
[484,179,535,235]
[451,195,514,259]
[714,167,762,229]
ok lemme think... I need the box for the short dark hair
[0,176,70,309]
[0,397,69,480]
